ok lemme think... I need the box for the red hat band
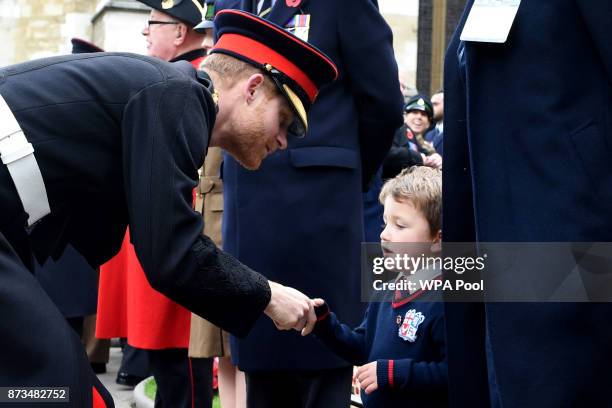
[213,33,318,102]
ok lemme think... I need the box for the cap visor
[279,84,307,137]
[194,19,214,33]
[405,105,427,113]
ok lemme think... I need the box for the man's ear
[243,73,265,104]
[174,24,188,45]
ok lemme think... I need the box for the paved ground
[97,346,136,408]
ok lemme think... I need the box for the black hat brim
[137,0,204,27]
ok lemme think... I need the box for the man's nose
[142,25,149,36]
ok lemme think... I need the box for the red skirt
[96,229,190,349]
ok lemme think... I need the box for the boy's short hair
[379,166,442,234]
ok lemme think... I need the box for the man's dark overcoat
[216,0,404,371]
[443,1,612,406]
[0,53,270,404]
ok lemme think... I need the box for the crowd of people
[1,0,611,407]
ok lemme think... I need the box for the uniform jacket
[96,50,207,350]
[443,1,612,406]
[0,53,270,338]
[217,0,404,370]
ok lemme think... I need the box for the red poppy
[286,0,301,7]
[406,129,414,140]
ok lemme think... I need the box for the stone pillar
[91,0,149,53]
[416,0,466,96]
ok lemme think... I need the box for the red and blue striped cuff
[376,359,395,388]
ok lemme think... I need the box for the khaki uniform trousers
[189,147,231,358]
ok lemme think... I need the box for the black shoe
[115,372,146,387]
[91,363,106,374]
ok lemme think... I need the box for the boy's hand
[355,361,378,394]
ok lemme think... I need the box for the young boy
[312,166,447,407]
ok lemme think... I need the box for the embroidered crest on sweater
[398,309,425,342]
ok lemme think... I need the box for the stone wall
[0,0,17,64]
[0,0,148,66]
[0,0,96,65]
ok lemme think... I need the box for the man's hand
[355,361,378,394]
[264,281,317,336]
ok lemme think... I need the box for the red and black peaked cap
[208,9,338,137]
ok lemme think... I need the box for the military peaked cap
[71,38,104,54]
[206,9,338,136]
[404,95,433,120]
[138,0,209,27]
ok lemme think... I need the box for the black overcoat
[0,53,270,403]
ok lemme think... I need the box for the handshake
[264,281,324,336]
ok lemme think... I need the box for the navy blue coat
[218,0,404,370]
[443,1,612,406]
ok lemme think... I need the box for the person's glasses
[147,20,179,29]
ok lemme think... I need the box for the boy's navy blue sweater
[314,290,448,407]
